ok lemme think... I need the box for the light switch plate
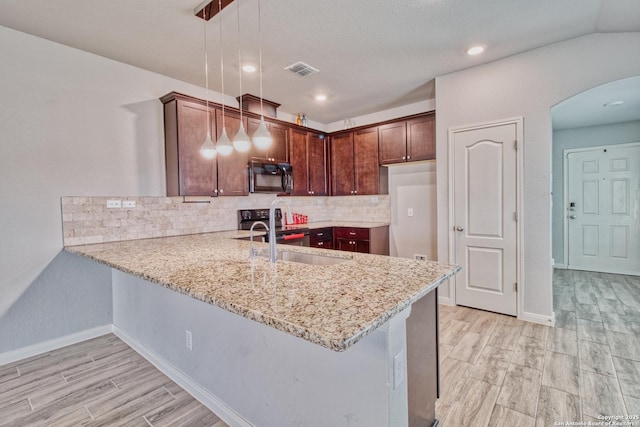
[407,208,414,217]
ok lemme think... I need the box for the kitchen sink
[277,250,350,265]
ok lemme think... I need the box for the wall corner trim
[438,296,452,306]
[518,311,555,327]
[0,325,113,366]
[113,326,253,427]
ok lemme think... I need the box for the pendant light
[200,6,217,159]
[232,0,251,152]
[251,0,272,150]
[216,0,234,156]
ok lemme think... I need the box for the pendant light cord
[219,0,226,131]
[203,7,210,137]
[237,0,243,121]
[258,0,264,119]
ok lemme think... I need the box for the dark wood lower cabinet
[333,226,389,255]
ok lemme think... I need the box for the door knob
[455,226,464,232]
[569,215,576,219]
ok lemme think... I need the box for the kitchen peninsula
[66,231,459,427]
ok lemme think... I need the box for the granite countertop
[65,229,459,352]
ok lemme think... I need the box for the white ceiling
[552,76,640,130]
[1,0,639,124]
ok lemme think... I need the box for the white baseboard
[0,325,113,366]
[553,263,568,269]
[438,296,452,306]
[113,326,252,427]
[519,311,555,327]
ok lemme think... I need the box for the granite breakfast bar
[66,231,459,427]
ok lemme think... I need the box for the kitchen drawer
[334,227,369,240]
[311,240,333,250]
[310,227,333,244]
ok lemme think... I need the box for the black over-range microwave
[249,161,293,194]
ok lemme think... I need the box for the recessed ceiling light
[315,94,327,102]
[242,65,256,73]
[466,45,485,56]
[603,100,624,108]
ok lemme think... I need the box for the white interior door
[452,123,518,316]
[566,144,640,275]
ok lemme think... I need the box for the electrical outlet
[407,208,414,217]
[185,330,193,351]
[393,350,405,389]
[122,200,136,208]
[414,254,427,261]
[106,199,122,209]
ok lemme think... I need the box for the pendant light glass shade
[252,118,272,149]
[216,128,234,156]
[201,132,217,159]
[233,123,251,152]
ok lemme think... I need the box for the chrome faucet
[249,221,269,259]
[269,198,294,263]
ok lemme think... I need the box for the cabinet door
[247,118,289,163]
[308,133,329,196]
[216,110,249,196]
[330,132,355,196]
[355,240,370,254]
[354,127,379,195]
[336,238,356,252]
[289,128,309,196]
[270,123,289,163]
[378,121,407,165]
[407,113,435,161]
[173,100,217,196]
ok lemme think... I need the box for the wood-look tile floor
[436,269,640,427]
[2,270,638,427]
[0,334,228,427]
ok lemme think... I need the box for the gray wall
[435,32,640,320]
[552,120,640,265]
[0,25,237,353]
[388,162,437,260]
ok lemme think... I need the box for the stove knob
[241,210,252,220]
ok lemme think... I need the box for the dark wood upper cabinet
[289,129,329,196]
[330,129,378,196]
[354,127,379,195]
[247,117,289,164]
[289,128,309,196]
[378,112,435,164]
[215,109,249,196]
[378,121,407,165]
[330,132,356,196]
[164,98,218,196]
[407,114,435,161]
[308,132,329,196]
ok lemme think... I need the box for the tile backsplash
[61,194,390,246]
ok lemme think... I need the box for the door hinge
[514,282,518,292]
[514,140,518,150]
[514,212,518,221]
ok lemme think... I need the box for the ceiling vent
[284,61,319,78]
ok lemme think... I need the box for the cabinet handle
[354,190,358,194]
[349,232,356,236]
[317,233,324,236]
[407,155,411,160]
[213,189,218,194]
[219,189,224,194]
[350,190,354,194]
[311,191,315,195]
[402,156,406,160]
[318,242,324,246]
